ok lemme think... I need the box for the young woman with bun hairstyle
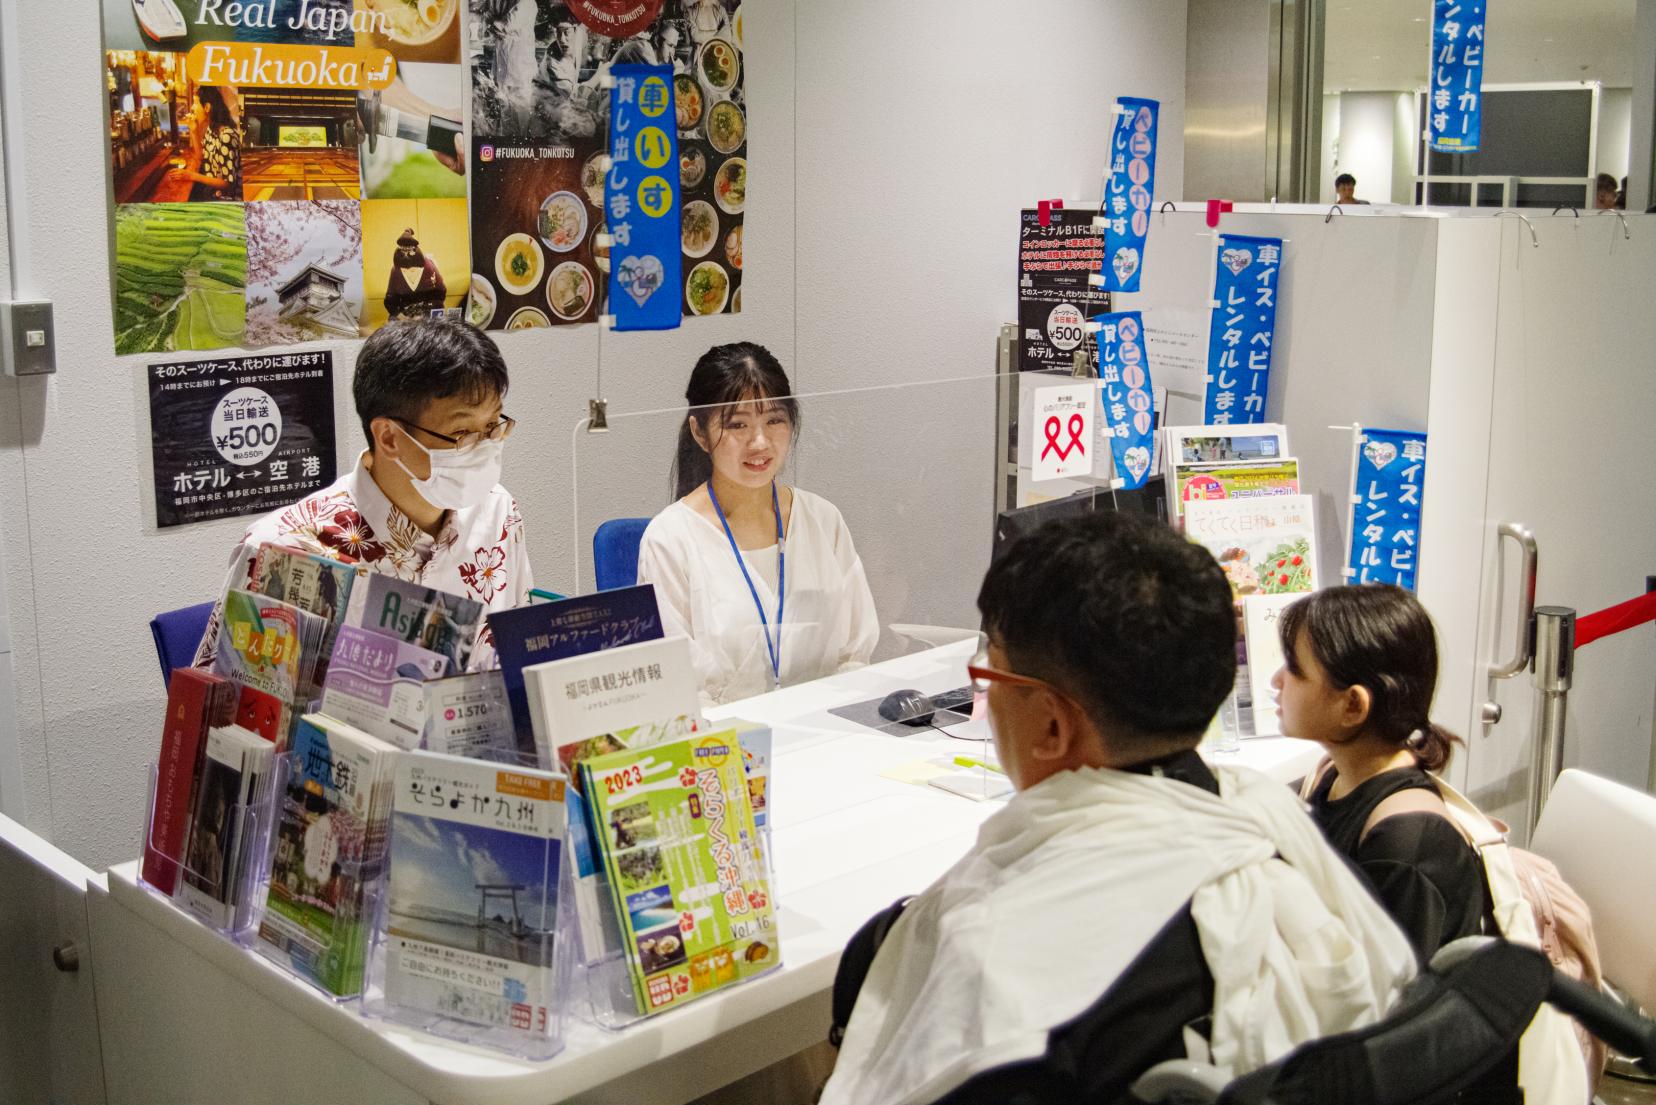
[1270,583,1485,956]
[636,342,878,707]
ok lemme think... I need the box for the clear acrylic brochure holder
[139,755,288,941]
[361,758,573,1062]
[248,747,390,1004]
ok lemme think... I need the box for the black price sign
[148,350,338,528]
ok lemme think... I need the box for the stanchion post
[1528,606,1576,834]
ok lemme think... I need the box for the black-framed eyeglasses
[395,414,516,455]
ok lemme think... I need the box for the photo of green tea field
[114,203,247,354]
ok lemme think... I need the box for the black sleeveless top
[1308,765,1487,957]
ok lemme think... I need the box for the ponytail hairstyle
[670,342,800,501]
[1277,583,1461,772]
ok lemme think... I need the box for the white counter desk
[89,640,1321,1105]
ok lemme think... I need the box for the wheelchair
[1130,938,1656,1105]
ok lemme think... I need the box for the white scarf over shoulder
[821,763,1418,1105]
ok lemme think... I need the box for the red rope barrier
[1575,590,1656,649]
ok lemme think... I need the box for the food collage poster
[105,0,471,354]
[467,0,746,330]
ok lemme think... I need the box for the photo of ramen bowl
[686,261,730,315]
[713,157,746,214]
[546,261,594,321]
[724,224,743,270]
[537,190,588,253]
[681,200,718,259]
[697,37,739,93]
[505,306,550,329]
[365,0,456,45]
[680,145,707,190]
[581,152,607,207]
[495,233,544,295]
[706,101,745,155]
[675,74,705,130]
[467,274,497,327]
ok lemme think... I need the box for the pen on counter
[954,756,1005,774]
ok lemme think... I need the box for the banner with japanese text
[1203,234,1281,425]
[104,0,468,354]
[1093,310,1156,489]
[1429,0,1486,153]
[606,64,682,330]
[1017,207,1109,373]
[469,1,745,330]
[1346,428,1426,590]
[148,350,338,528]
[1100,97,1158,293]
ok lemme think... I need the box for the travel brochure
[382,752,566,1038]
[580,731,778,1016]
[1183,495,1318,600]
[148,553,782,1044]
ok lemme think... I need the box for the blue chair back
[593,518,651,592]
[150,601,216,687]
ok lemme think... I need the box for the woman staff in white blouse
[637,343,879,706]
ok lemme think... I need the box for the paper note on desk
[929,771,1013,802]
[880,758,956,787]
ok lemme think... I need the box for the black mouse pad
[828,695,973,737]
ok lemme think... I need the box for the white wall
[1332,91,1410,204]
[0,1,1189,871]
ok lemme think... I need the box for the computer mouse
[878,688,935,727]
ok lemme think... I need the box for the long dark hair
[1277,583,1461,772]
[671,342,800,500]
[197,85,234,133]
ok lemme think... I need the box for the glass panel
[568,371,1164,710]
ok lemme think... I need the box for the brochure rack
[361,831,575,1061]
[572,827,783,1031]
[139,757,287,940]
[248,747,391,1003]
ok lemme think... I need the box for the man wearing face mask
[193,318,531,671]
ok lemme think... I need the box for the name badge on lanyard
[707,480,786,690]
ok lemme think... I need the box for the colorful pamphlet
[487,585,665,760]
[580,731,779,1016]
[175,724,275,930]
[1172,459,1302,518]
[724,719,773,835]
[249,544,363,692]
[143,668,238,896]
[259,715,399,998]
[1164,423,1289,466]
[213,589,328,705]
[422,670,519,761]
[1183,495,1318,600]
[234,684,290,747]
[382,753,567,1034]
[319,625,448,750]
[1243,593,1302,738]
[354,575,486,677]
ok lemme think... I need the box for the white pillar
[1629,0,1656,211]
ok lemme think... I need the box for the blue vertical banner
[1347,429,1427,590]
[1429,0,1487,153]
[1100,97,1159,293]
[1203,234,1281,425]
[1092,310,1156,489]
[606,64,681,331]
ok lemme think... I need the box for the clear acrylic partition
[567,369,1167,706]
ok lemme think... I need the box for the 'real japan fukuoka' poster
[466,0,747,330]
[103,0,469,354]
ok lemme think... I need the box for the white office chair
[1531,768,1656,1016]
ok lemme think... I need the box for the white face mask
[395,428,504,512]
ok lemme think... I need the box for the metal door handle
[1488,522,1538,680]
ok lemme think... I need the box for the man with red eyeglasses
[821,512,1416,1105]
[194,318,531,672]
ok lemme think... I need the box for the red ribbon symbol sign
[1041,414,1087,461]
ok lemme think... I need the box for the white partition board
[1115,211,1440,589]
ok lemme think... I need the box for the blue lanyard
[706,479,786,689]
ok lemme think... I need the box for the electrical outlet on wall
[1,300,55,377]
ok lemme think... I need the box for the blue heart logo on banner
[1112,247,1140,284]
[1222,248,1253,275]
[617,255,664,307]
[1363,440,1398,468]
